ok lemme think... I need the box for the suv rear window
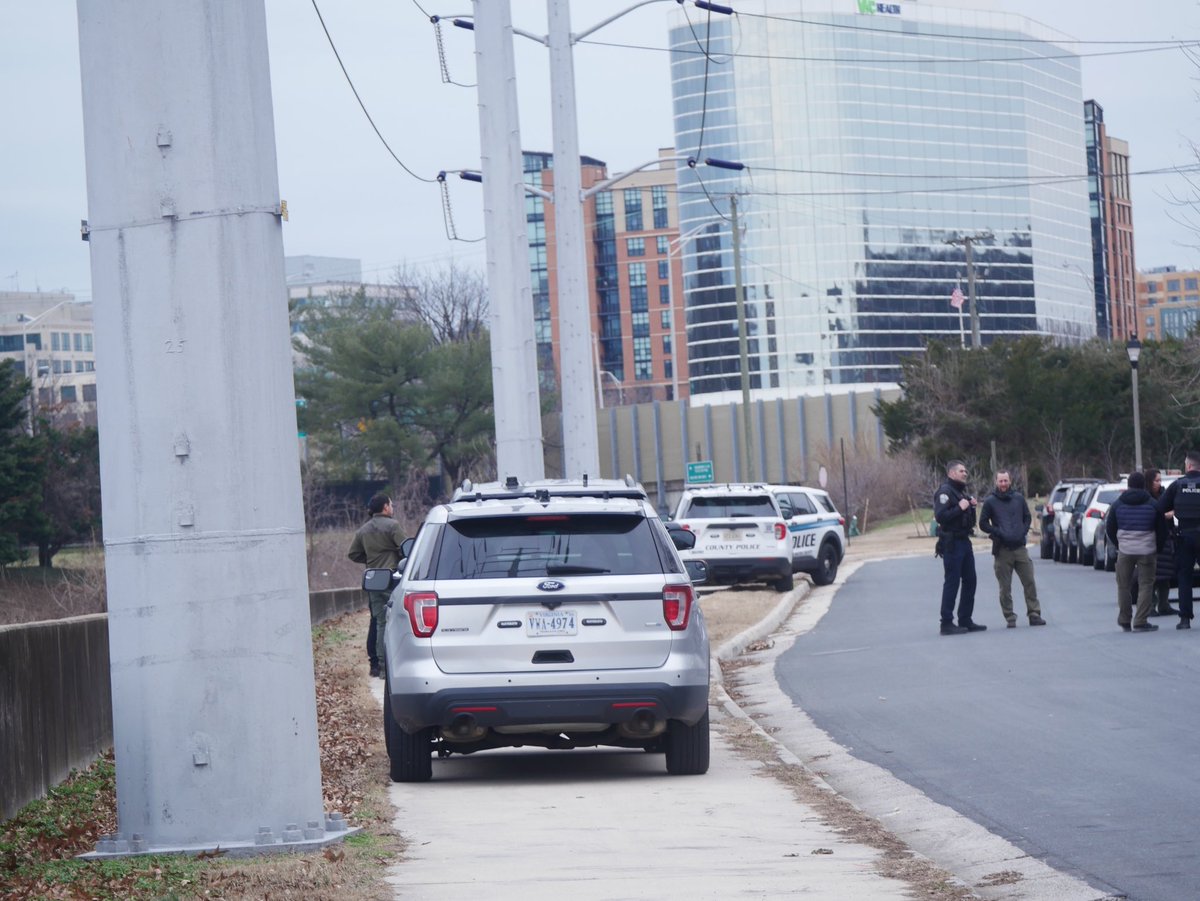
[433,513,667,579]
[683,495,777,517]
[1097,489,1121,504]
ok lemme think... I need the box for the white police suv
[671,483,794,592]
[363,476,711,782]
[763,484,846,586]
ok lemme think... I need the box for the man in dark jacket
[1157,450,1200,630]
[1106,471,1166,632]
[348,493,408,676]
[979,469,1045,628]
[934,460,986,635]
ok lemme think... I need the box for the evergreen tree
[0,360,45,566]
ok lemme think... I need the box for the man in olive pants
[348,493,407,676]
[979,470,1046,628]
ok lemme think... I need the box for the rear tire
[1040,536,1053,560]
[1082,545,1094,567]
[775,570,794,592]
[384,684,433,782]
[1067,543,1077,564]
[665,710,710,775]
[811,542,839,586]
[1093,544,1105,570]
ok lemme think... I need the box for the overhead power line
[736,9,1198,46]
[579,35,1200,65]
[310,0,437,183]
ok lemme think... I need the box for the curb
[708,559,1107,901]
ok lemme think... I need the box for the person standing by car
[1145,468,1178,617]
[1157,450,1200,630]
[348,493,407,676]
[1106,471,1166,632]
[979,469,1046,628]
[934,460,986,635]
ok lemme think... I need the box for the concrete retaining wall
[1,587,367,823]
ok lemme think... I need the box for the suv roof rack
[453,474,648,503]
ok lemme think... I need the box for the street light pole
[1127,334,1142,472]
[16,300,76,432]
[730,194,753,481]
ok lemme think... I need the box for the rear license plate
[527,610,578,637]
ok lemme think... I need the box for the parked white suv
[763,484,846,585]
[365,476,711,782]
[671,484,793,592]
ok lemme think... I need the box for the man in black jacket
[934,460,986,635]
[1157,450,1200,629]
[979,469,1046,628]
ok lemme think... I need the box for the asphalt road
[775,551,1200,901]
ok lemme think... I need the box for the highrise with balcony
[1084,100,1136,340]
[524,149,687,406]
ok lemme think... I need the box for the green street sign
[686,460,714,484]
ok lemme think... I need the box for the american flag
[950,287,964,310]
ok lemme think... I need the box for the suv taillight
[774,522,787,541]
[404,591,439,637]
[1086,508,1103,519]
[662,584,693,631]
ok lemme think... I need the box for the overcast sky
[3,1,1199,301]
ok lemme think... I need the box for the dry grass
[0,612,401,900]
[0,527,369,625]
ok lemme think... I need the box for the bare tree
[393,261,488,345]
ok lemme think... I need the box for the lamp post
[1126,333,1142,472]
[597,369,625,408]
[16,300,76,431]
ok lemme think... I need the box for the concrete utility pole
[76,1,339,855]
[547,0,599,479]
[946,232,992,349]
[730,195,753,480]
[473,0,545,481]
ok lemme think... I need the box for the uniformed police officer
[934,460,987,635]
[1157,450,1200,630]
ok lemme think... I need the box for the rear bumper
[703,556,791,584]
[389,682,710,734]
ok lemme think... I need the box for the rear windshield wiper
[545,564,611,575]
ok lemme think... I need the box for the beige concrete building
[1136,267,1200,340]
[0,291,97,426]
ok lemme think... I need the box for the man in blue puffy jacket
[1106,471,1167,633]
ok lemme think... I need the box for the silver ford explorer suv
[364,476,711,782]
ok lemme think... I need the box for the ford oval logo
[537,579,565,592]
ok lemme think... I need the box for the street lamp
[16,300,77,431]
[1126,333,1142,472]
[597,369,625,408]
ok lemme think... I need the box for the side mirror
[685,559,708,585]
[400,537,415,559]
[667,524,696,551]
[362,568,399,593]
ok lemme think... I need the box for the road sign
[686,460,714,483]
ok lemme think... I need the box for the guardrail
[0,587,364,823]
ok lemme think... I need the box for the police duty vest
[1174,474,1200,524]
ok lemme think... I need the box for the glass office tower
[669,0,1095,398]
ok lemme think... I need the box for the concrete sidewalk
[372,563,931,899]
[374,525,1101,899]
